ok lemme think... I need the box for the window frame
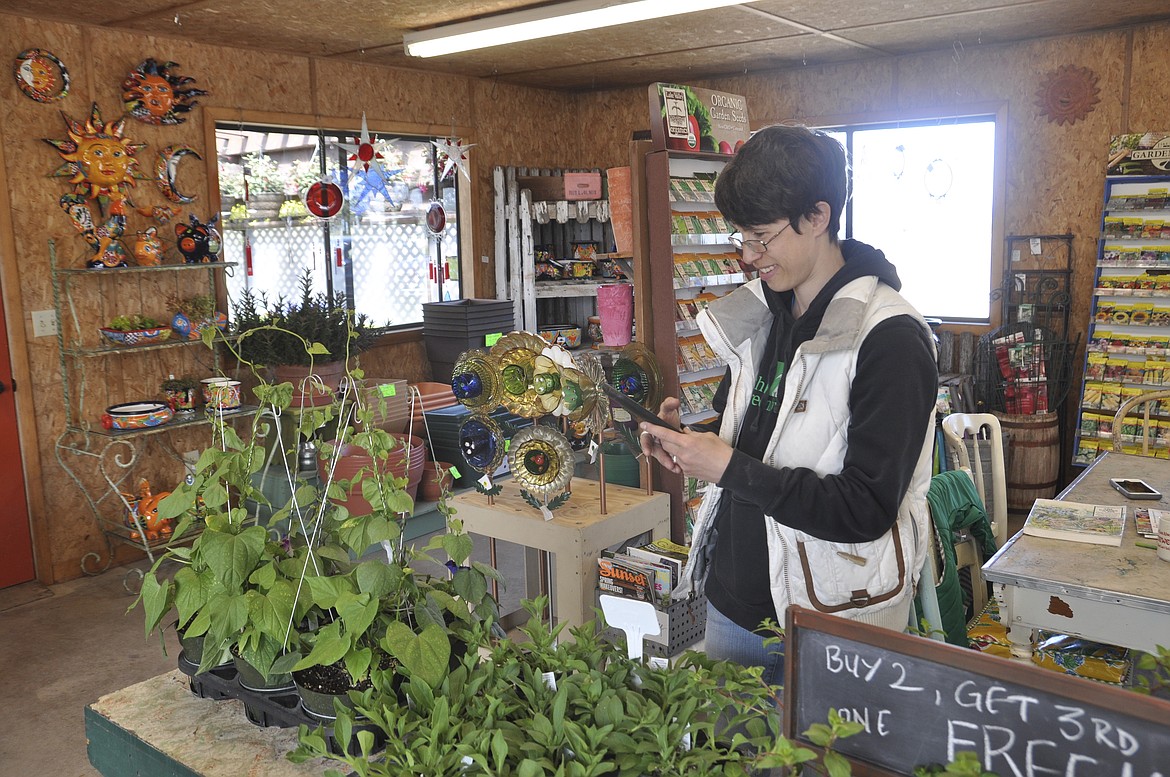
[203,108,477,331]
[767,102,1007,328]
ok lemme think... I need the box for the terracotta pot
[419,460,455,502]
[318,435,426,514]
[352,378,410,433]
[273,361,347,407]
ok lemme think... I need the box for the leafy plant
[134,332,495,691]
[108,314,164,331]
[290,598,858,776]
[219,163,246,200]
[242,152,285,195]
[229,270,372,368]
[160,375,200,392]
[1133,644,1170,696]
[169,293,217,321]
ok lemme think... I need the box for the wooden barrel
[992,410,1061,513]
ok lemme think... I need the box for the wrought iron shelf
[65,337,221,358]
[65,404,260,440]
[56,261,239,276]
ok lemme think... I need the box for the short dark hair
[714,124,848,242]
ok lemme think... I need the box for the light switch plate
[31,310,57,337]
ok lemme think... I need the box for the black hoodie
[703,239,938,634]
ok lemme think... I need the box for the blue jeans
[704,601,786,688]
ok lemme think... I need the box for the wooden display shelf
[450,480,670,630]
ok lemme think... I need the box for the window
[822,112,1002,323]
[215,122,463,328]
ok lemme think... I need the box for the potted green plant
[169,293,227,341]
[229,270,372,404]
[99,313,171,346]
[290,598,862,775]
[243,152,285,218]
[136,347,496,708]
[219,162,246,215]
[160,374,200,414]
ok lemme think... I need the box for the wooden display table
[451,480,671,629]
[85,670,334,777]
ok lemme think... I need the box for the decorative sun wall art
[122,58,208,125]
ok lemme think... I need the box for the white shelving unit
[493,166,619,335]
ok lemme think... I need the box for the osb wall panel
[0,13,582,582]
[582,24,1168,486]
[1129,26,1170,128]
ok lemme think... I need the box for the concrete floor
[0,561,179,776]
[0,530,531,777]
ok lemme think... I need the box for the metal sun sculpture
[122,59,208,126]
[490,331,548,419]
[14,48,70,103]
[573,350,611,437]
[610,342,664,414]
[458,414,507,493]
[509,425,575,514]
[451,349,502,413]
[45,103,153,267]
[433,136,475,181]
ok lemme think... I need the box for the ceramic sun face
[45,104,149,266]
[122,59,208,126]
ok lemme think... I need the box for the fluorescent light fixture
[404,0,746,58]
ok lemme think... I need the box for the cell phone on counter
[1109,478,1162,500]
[600,381,682,432]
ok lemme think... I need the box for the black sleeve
[717,316,938,542]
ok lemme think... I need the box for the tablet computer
[601,381,682,432]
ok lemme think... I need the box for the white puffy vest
[681,275,936,630]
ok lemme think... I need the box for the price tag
[588,439,599,464]
[378,383,397,397]
[448,466,462,480]
[485,332,503,347]
[477,474,493,490]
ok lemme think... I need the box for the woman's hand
[639,398,733,483]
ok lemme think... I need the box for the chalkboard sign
[783,607,1170,777]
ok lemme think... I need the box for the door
[0,290,34,587]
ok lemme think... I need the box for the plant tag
[485,332,502,347]
[600,594,660,661]
[378,383,397,397]
[380,539,395,564]
[648,656,669,671]
[540,504,554,522]
[448,465,461,479]
[589,439,599,463]
[478,474,493,490]
[541,670,557,691]
[460,756,474,769]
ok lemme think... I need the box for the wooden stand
[451,480,670,630]
[85,671,333,777]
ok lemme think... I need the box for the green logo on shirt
[751,362,785,413]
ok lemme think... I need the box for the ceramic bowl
[538,325,582,349]
[98,326,172,347]
[102,401,173,430]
